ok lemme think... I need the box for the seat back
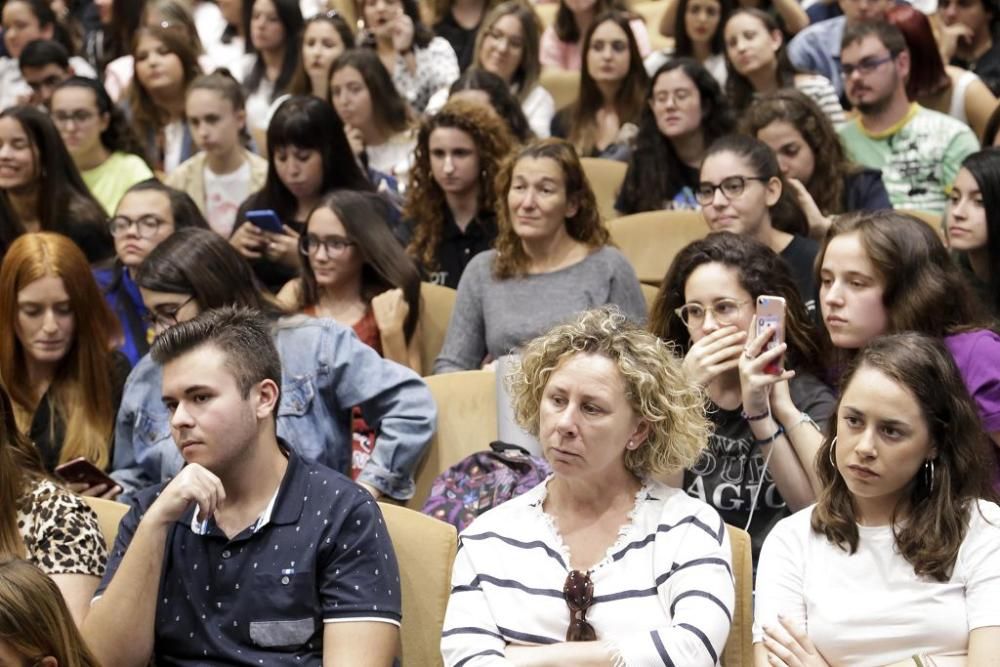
[82,496,130,549]
[539,68,581,111]
[407,370,499,510]
[607,210,709,285]
[633,1,675,51]
[581,157,628,223]
[419,283,458,376]
[898,208,945,240]
[639,282,660,317]
[722,524,754,667]
[379,502,457,667]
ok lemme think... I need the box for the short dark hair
[841,20,907,55]
[18,39,70,70]
[151,306,282,403]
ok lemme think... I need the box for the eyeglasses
[485,28,524,50]
[674,298,750,328]
[52,109,96,126]
[563,570,596,642]
[299,233,355,256]
[108,214,169,239]
[695,176,768,206]
[26,74,65,92]
[144,296,194,330]
[840,53,895,78]
[652,88,695,106]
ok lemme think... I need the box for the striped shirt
[441,478,734,666]
[795,74,846,127]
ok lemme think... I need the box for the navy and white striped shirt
[441,478,734,666]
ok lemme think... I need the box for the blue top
[787,16,847,101]
[97,447,402,665]
[93,265,149,367]
[111,315,436,499]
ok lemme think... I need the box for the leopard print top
[16,478,108,576]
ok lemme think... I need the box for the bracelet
[741,408,770,421]
[753,424,785,446]
[786,411,820,433]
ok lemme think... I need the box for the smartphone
[55,457,119,490]
[755,295,787,375]
[245,209,284,234]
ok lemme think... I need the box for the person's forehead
[843,35,889,58]
[21,63,67,80]
[161,344,238,393]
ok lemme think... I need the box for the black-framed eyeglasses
[674,298,750,328]
[299,233,355,256]
[840,53,895,78]
[26,73,65,92]
[695,176,768,206]
[564,569,596,642]
[52,109,96,126]
[108,214,169,239]
[143,296,195,330]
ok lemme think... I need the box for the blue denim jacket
[111,315,436,499]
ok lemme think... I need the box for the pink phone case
[755,295,786,375]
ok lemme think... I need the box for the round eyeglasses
[674,299,750,329]
[108,214,169,239]
[695,176,768,206]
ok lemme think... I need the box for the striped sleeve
[612,504,735,667]
[441,540,516,666]
[796,75,846,127]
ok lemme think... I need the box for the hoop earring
[828,436,838,469]
[924,459,935,494]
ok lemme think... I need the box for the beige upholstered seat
[607,210,710,285]
[419,283,458,376]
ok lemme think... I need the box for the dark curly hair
[650,231,824,377]
[405,99,515,272]
[813,332,996,581]
[741,88,859,216]
[493,139,609,279]
[618,58,735,214]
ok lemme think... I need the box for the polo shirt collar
[185,440,306,536]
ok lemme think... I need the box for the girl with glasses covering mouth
[649,231,834,565]
[442,307,734,666]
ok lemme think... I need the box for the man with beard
[837,21,979,214]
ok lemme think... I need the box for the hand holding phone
[755,295,786,375]
[55,457,119,492]
[245,209,284,234]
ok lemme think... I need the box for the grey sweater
[433,246,647,373]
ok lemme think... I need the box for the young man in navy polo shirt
[83,307,401,666]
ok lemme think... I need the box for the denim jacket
[111,315,436,499]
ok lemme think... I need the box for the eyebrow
[842,405,910,428]
[162,385,214,401]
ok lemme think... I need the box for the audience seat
[82,496,130,550]
[581,157,628,223]
[633,1,674,51]
[640,282,660,316]
[539,68,581,111]
[419,283,458,376]
[378,502,458,667]
[723,524,754,667]
[607,210,709,285]
[407,369,498,510]
[898,209,945,240]
[535,2,557,28]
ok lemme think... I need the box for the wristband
[741,408,770,421]
[787,411,820,433]
[753,424,785,446]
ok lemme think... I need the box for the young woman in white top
[166,71,268,237]
[240,0,304,135]
[358,0,459,112]
[329,49,415,183]
[754,332,1000,666]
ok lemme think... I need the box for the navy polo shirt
[97,445,401,665]
[426,208,498,289]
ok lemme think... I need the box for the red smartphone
[54,457,118,490]
[755,295,787,375]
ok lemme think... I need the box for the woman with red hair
[0,233,128,492]
[887,4,998,140]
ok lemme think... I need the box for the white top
[239,53,278,135]
[754,501,1000,666]
[162,120,186,174]
[203,161,252,236]
[441,478,734,666]
[521,85,555,139]
[367,131,416,186]
[949,68,979,126]
[390,36,460,113]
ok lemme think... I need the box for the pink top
[540,18,651,70]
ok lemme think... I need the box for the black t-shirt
[424,208,497,289]
[954,40,1000,97]
[682,371,836,566]
[434,12,480,72]
[779,235,820,315]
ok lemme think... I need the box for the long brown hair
[493,139,609,279]
[741,89,858,216]
[566,11,648,157]
[472,1,543,102]
[0,233,121,469]
[0,559,101,667]
[405,99,515,272]
[812,333,995,581]
[0,384,44,560]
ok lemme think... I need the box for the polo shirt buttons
[222,550,232,559]
[281,576,290,585]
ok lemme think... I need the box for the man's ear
[254,378,281,418]
[895,49,910,81]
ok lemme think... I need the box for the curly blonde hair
[405,99,515,272]
[493,139,608,279]
[506,308,710,477]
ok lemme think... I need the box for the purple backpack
[421,441,551,531]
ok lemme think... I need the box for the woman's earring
[924,459,935,494]
[626,440,636,450]
[828,436,838,469]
